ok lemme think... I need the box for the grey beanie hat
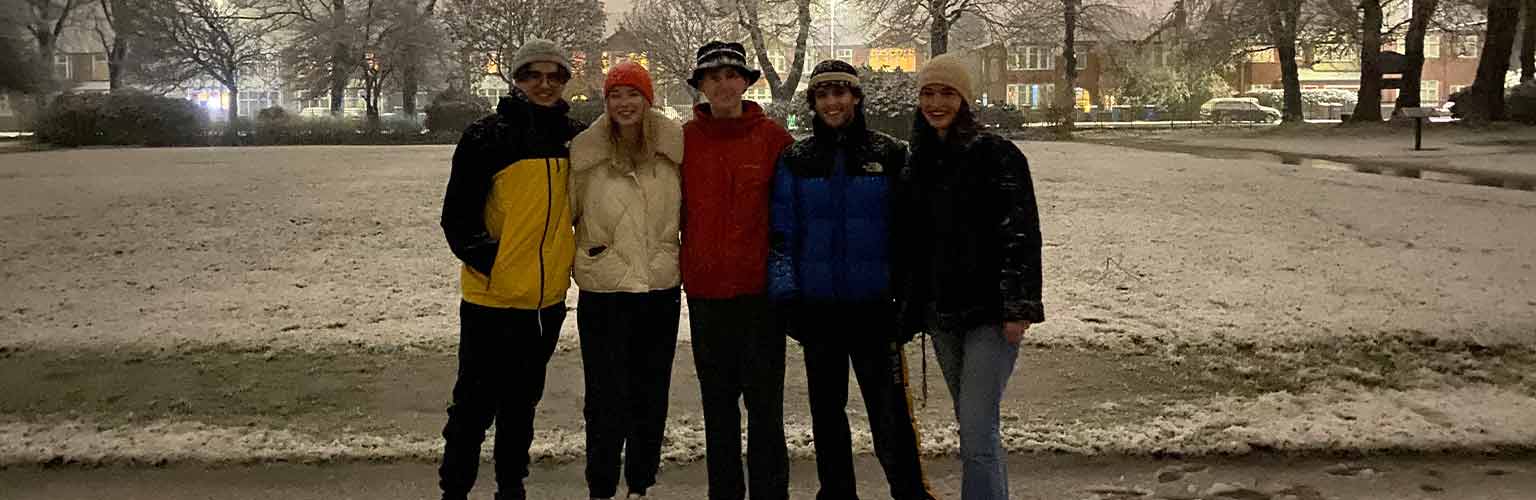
[510,38,572,76]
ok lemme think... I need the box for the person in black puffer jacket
[895,53,1045,500]
[767,60,936,500]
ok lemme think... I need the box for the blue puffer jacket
[767,109,908,308]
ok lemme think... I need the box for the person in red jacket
[680,40,795,500]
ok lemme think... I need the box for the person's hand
[1002,321,1031,345]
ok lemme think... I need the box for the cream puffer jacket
[568,108,684,293]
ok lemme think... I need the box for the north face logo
[862,162,884,173]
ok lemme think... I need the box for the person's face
[813,84,860,129]
[514,62,568,107]
[918,84,964,132]
[606,86,648,128]
[698,67,747,109]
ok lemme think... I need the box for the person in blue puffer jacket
[767,60,936,500]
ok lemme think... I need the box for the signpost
[1401,107,1432,151]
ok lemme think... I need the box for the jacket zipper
[536,158,553,336]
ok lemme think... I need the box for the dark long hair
[910,101,979,152]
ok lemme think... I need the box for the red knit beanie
[605,61,655,104]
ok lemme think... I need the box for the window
[743,83,772,103]
[1457,35,1479,58]
[836,49,853,61]
[1074,46,1088,70]
[1424,34,1441,59]
[1247,48,1276,63]
[1421,80,1439,104]
[474,87,504,106]
[0,94,12,117]
[1008,46,1053,71]
[54,54,71,80]
[1450,84,1468,95]
[91,54,110,80]
[1006,83,1054,109]
[1249,84,1270,91]
[238,91,280,117]
[768,54,786,71]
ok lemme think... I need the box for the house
[1,29,111,130]
[1232,6,1485,111]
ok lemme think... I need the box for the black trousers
[802,335,935,500]
[577,288,682,498]
[688,294,789,500]
[438,300,565,500]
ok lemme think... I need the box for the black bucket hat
[687,41,763,89]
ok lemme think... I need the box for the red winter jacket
[680,101,795,299]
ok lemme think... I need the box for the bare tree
[0,30,49,92]
[89,0,132,90]
[621,0,737,103]
[731,0,813,103]
[998,0,1133,135]
[852,0,1008,56]
[1467,0,1520,121]
[1349,0,1389,122]
[287,0,356,115]
[1393,0,1438,114]
[18,0,88,74]
[394,0,437,116]
[440,0,604,86]
[131,0,294,123]
[1268,0,1306,122]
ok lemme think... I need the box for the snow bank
[7,384,1533,468]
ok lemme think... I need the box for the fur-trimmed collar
[571,108,684,173]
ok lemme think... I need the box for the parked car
[1200,97,1282,123]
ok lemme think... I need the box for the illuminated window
[1008,46,1053,71]
[92,54,109,80]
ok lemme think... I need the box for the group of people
[437,38,1045,500]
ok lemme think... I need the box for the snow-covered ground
[1,143,1533,473]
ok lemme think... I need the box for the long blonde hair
[607,108,655,172]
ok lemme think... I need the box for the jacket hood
[571,108,684,173]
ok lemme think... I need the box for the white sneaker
[625,492,646,499]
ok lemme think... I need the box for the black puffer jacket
[894,113,1045,336]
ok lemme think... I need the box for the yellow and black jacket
[441,88,585,310]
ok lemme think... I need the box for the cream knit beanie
[917,53,974,103]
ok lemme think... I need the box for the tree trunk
[330,0,349,116]
[1352,0,1385,122]
[227,84,240,124]
[773,0,812,103]
[1471,0,1521,121]
[1522,0,1535,82]
[1394,0,1438,114]
[402,65,419,116]
[108,36,128,91]
[1058,0,1079,137]
[929,2,950,57]
[1272,0,1305,122]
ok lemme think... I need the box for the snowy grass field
[2,143,1534,473]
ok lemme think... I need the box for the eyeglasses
[515,70,570,86]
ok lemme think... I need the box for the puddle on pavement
[1175,147,1535,191]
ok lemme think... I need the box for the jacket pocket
[575,242,628,291]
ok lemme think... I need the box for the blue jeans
[930,324,1018,500]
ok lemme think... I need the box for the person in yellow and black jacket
[436,38,586,500]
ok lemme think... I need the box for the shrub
[1447,86,1480,120]
[1505,80,1536,124]
[974,103,1026,130]
[424,88,491,133]
[568,98,606,127]
[35,91,208,147]
[863,67,918,140]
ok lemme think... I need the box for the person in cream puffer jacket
[567,61,683,500]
